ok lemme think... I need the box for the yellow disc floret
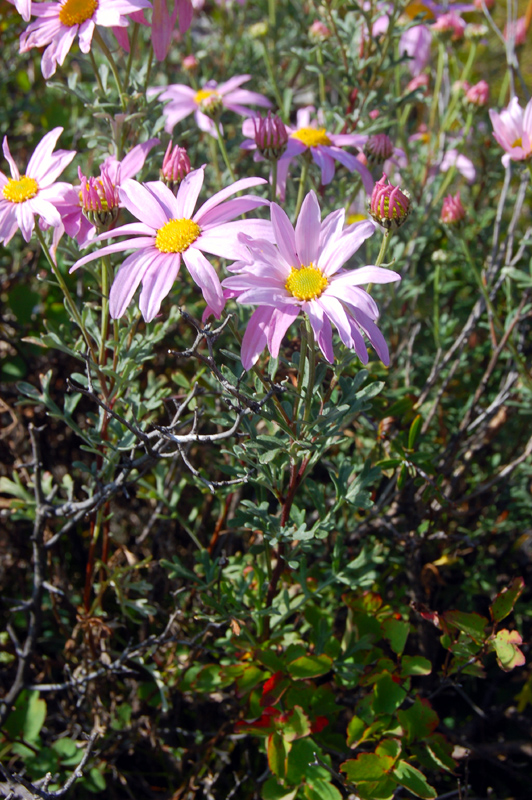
[2,175,39,204]
[194,89,217,104]
[291,127,332,148]
[512,137,523,148]
[155,218,201,253]
[285,264,328,301]
[59,0,98,26]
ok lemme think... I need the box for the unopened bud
[182,54,198,72]
[465,80,489,107]
[309,20,331,41]
[432,12,466,41]
[248,21,268,38]
[441,191,466,224]
[252,111,288,161]
[79,165,119,230]
[364,133,394,166]
[160,142,191,194]
[368,174,411,230]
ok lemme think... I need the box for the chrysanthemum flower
[70,167,271,322]
[441,191,466,224]
[270,107,374,199]
[19,0,152,79]
[222,191,400,369]
[150,75,272,137]
[0,128,75,245]
[57,139,159,247]
[489,97,532,166]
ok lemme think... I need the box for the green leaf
[267,732,290,779]
[287,654,333,680]
[400,656,432,676]
[408,415,423,450]
[285,739,329,785]
[443,610,488,643]
[280,706,311,742]
[349,777,397,800]
[341,753,395,781]
[490,577,525,623]
[397,698,439,743]
[381,619,410,655]
[392,760,436,799]
[262,777,298,800]
[372,673,407,715]
[346,715,367,748]
[4,690,46,743]
[304,780,343,800]
[376,739,401,761]
[490,629,526,671]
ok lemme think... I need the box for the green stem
[99,256,112,366]
[208,135,223,189]
[262,42,285,119]
[93,28,127,110]
[375,228,392,267]
[442,43,477,132]
[293,158,310,222]
[429,43,445,134]
[213,118,236,182]
[124,22,139,88]
[35,227,98,364]
[303,319,316,423]
[88,49,105,94]
[317,47,326,106]
[268,0,276,27]
[292,321,308,423]
[433,262,440,348]
[144,45,154,95]
[270,159,278,203]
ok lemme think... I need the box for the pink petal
[2,137,20,180]
[320,220,376,277]
[295,190,320,266]
[271,203,298,267]
[139,252,181,322]
[241,305,274,369]
[175,166,205,219]
[119,179,169,228]
[183,247,224,315]
[110,248,160,318]
[194,176,267,222]
[267,305,300,357]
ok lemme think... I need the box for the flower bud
[160,142,191,194]
[465,22,488,40]
[465,80,489,107]
[406,74,430,95]
[364,133,394,166]
[309,20,331,41]
[368,174,411,230]
[252,111,288,161]
[248,21,269,38]
[182,54,198,72]
[432,12,466,41]
[441,191,466,224]
[79,165,119,230]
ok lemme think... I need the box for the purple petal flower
[222,191,400,369]
[70,168,269,322]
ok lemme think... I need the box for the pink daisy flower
[0,128,76,245]
[19,0,153,79]
[251,107,375,200]
[57,138,159,247]
[222,191,400,369]
[489,97,532,167]
[70,167,271,322]
[149,75,272,137]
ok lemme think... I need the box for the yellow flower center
[285,264,328,301]
[155,218,201,253]
[2,175,39,204]
[59,0,98,27]
[512,137,523,148]
[291,127,332,148]
[194,88,218,105]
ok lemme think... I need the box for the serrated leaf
[443,610,488,643]
[304,780,343,800]
[381,619,410,655]
[287,654,333,680]
[393,761,436,798]
[372,672,407,714]
[491,629,526,671]
[400,655,432,676]
[397,698,439,743]
[490,577,524,623]
[341,752,395,781]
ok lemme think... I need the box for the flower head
[222,191,400,369]
[70,168,270,322]
[57,139,159,247]
[0,128,75,245]
[150,75,272,137]
[489,97,532,166]
[368,174,411,230]
[432,12,466,40]
[269,107,375,200]
[309,20,331,40]
[441,191,466,224]
[465,80,489,107]
[364,134,395,166]
[20,0,152,78]
[241,112,289,161]
[160,142,191,193]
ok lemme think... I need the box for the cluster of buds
[432,12,466,41]
[364,133,394,166]
[252,111,288,161]
[160,142,191,194]
[464,80,489,107]
[441,191,466,224]
[368,174,411,230]
[79,165,119,230]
